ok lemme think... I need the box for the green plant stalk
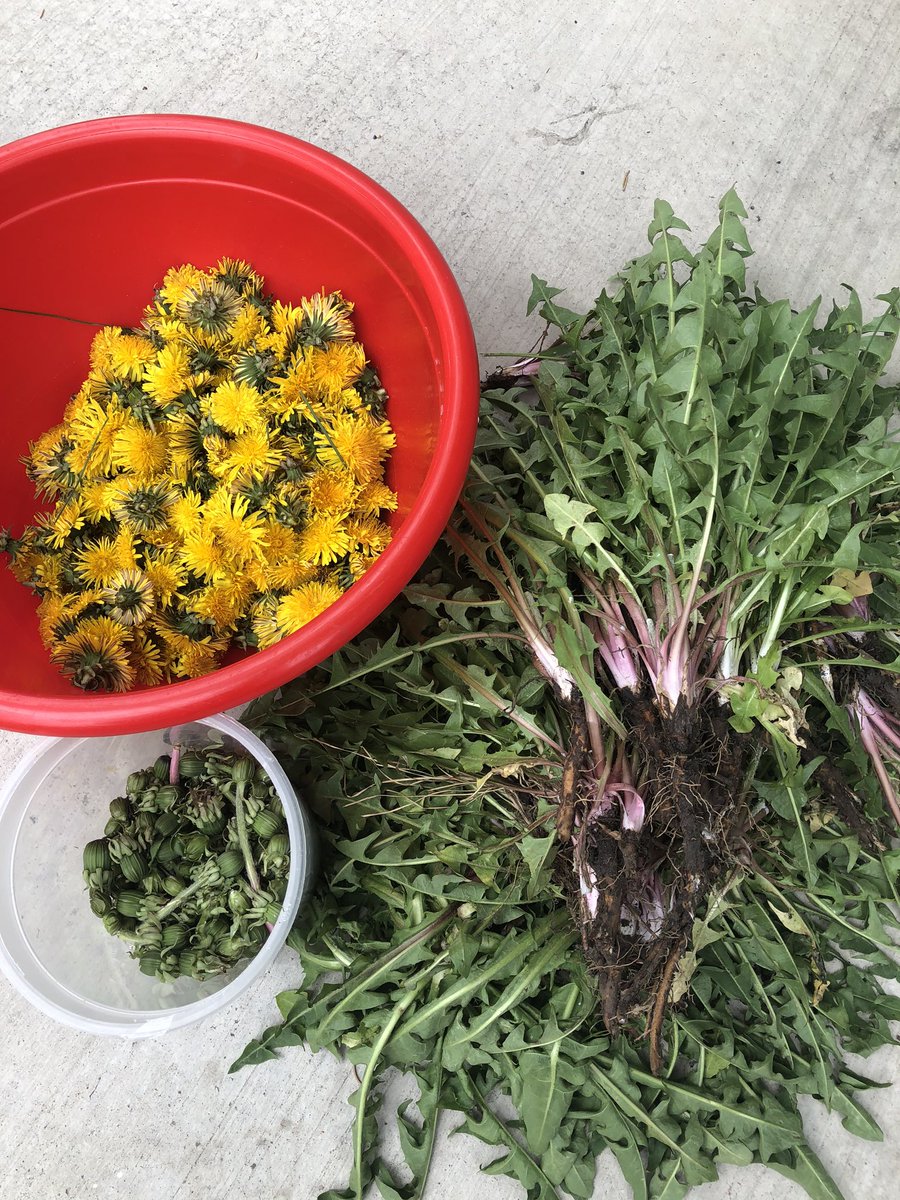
[350,975,430,1200]
[233,779,262,893]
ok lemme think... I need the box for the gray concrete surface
[1,0,899,1196]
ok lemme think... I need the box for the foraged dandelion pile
[3,259,396,692]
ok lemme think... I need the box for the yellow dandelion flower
[187,576,255,632]
[220,427,282,485]
[150,614,204,657]
[113,528,139,570]
[168,489,204,538]
[31,550,63,593]
[107,332,157,382]
[68,399,129,479]
[249,596,281,650]
[355,479,398,515]
[203,435,233,480]
[180,528,236,582]
[140,525,182,552]
[174,639,224,679]
[111,422,169,477]
[213,257,265,296]
[44,498,84,549]
[62,385,93,425]
[275,580,343,635]
[310,342,366,394]
[297,513,351,566]
[346,516,392,554]
[228,304,265,349]
[155,317,188,342]
[270,300,303,339]
[177,279,243,337]
[204,379,265,435]
[265,558,320,591]
[315,412,395,484]
[299,291,355,347]
[79,480,114,522]
[109,477,174,533]
[203,489,267,563]
[102,567,155,627]
[143,341,191,406]
[259,520,296,558]
[159,263,206,310]
[348,551,379,581]
[89,326,124,373]
[305,468,358,514]
[142,551,187,607]
[268,348,322,419]
[129,628,168,686]
[37,589,104,646]
[167,415,203,465]
[6,538,40,587]
[51,615,134,693]
[263,479,307,523]
[74,537,125,586]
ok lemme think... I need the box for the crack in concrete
[528,103,636,146]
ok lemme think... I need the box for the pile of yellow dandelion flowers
[3,259,397,693]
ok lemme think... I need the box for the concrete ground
[1,0,899,1197]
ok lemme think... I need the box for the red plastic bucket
[0,116,479,735]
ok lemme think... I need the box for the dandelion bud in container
[81,741,293,983]
[83,839,110,872]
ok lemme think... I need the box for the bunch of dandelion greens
[2,258,396,691]
[84,744,290,981]
[233,191,900,1200]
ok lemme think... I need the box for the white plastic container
[0,712,315,1037]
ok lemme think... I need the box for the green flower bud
[203,916,229,940]
[134,788,159,814]
[108,832,139,861]
[231,757,255,784]
[228,887,250,915]
[134,811,157,843]
[102,912,123,935]
[154,811,181,837]
[250,780,269,801]
[155,785,179,811]
[155,839,178,868]
[162,875,184,898]
[83,839,110,872]
[252,808,283,838]
[217,850,245,878]
[197,813,227,836]
[104,817,123,838]
[142,868,167,892]
[161,925,187,950]
[89,892,109,917]
[135,915,162,943]
[262,833,290,874]
[152,755,170,782]
[215,935,246,959]
[116,890,145,918]
[119,853,147,884]
[182,832,209,862]
[264,901,282,925]
[139,950,162,977]
[126,771,149,795]
[266,833,290,859]
[109,796,129,822]
[177,950,198,975]
[178,753,204,778]
[269,876,287,903]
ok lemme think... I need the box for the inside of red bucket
[0,122,452,704]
